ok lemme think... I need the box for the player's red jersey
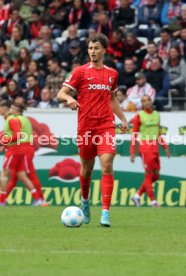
[63,63,118,131]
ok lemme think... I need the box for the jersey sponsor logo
[87,77,95,80]
[65,74,72,82]
[88,84,112,91]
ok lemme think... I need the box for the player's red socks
[101,174,114,210]
[7,171,17,196]
[31,189,40,200]
[142,173,155,201]
[138,182,146,196]
[29,171,44,200]
[0,191,7,204]
[80,174,91,200]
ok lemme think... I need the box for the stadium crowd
[0,0,186,111]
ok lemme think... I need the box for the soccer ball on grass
[61,206,84,227]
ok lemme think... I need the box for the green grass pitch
[0,207,186,276]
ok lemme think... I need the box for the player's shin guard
[80,174,91,200]
[101,174,114,210]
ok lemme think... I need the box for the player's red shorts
[77,128,116,160]
[3,154,34,173]
[140,152,160,171]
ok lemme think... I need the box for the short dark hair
[32,8,41,15]
[148,41,156,47]
[27,74,38,81]
[160,28,171,35]
[152,56,163,64]
[48,57,61,67]
[1,56,13,66]
[9,6,20,14]
[88,33,109,49]
[0,100,11,108]
[118,86,127,95]
[12,102,27,112]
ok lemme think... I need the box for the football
[61,206,84,227]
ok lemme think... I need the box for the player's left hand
[165,148,171,158]
[120,120,128,134]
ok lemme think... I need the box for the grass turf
[0,207,186,276]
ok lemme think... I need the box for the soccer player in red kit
[57,33,128,227]
[130,95,170,207]
[5,102,47,206]
[0,100,41,206]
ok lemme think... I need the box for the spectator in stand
[95,11,113,38]
[163,46,186,109]
[5,25,29,61]
[0,56,18,88]
[58,24,85,64]
[60,40,86,71]
[68,0,91,30]
[168,4,186,38]
[43,0,71,37]
[35,87,59,108]
[91,0,110,26]
[46,57,66,99]
[18,60,46,90]
[127,71,155,110]
[118,58,137,88]
[37,42,57,75]
[30,26,59,60]
[1,6,29,42]
[157,28,173,60]
[161,0,183,26]
[22,74,41,106]
[107,29,124,69]
[0,0,10,30]
[112,0,137,31]
[177,28,186,61]
[123,32,146,69]
[138,0,161,40]
[0,79,22,102]
[14,47,31,77]
[28,8,43,39]
[142,42,158,70]
[0,42,7,67]
[19,0,44,22]
[116,86,137,111]
[145,57,170,111]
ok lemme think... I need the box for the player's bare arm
[130,154,135,163]
[110,93,128,133]
[57,86,80,110]
[165,147,171,158]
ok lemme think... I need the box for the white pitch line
[0,249,186,257]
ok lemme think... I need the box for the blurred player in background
[0,100,41,206]
[57,33,128,227]
[5,102,47,206]
[130,95,170,207]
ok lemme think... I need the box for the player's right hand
[130,154,135,163]
[67,98,80,110]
